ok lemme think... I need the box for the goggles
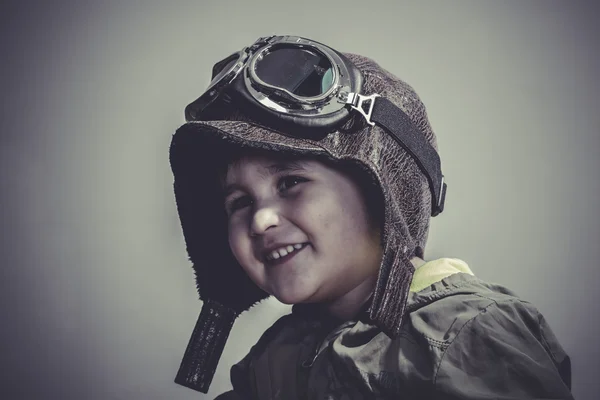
[186,35,447,216]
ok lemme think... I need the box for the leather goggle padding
[211,53,238,80]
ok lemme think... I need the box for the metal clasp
[344,92,380,126]
[248,35,276,52]
[433,176,446,216]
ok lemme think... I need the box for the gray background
[1,1,598,399]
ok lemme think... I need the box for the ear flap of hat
[369,247,415,338]
[170,126,271,393]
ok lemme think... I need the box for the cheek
[299,194,355,247]
[327,188,373,242]
[292,191,337,232]
[227,221,250,264]
[228,222,271,292]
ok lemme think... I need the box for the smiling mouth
[265,243,308,266]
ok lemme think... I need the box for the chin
[273,293,304,305]
[272,287,315,305]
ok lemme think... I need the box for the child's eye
[226,196,252,214]
[278,175,307,192]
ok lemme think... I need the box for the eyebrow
[223,160,309,198]
[264,160,308,175]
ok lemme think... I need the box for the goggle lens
[255,47,334,97]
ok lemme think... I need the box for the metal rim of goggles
[244,36,353,115]
[184,35,447,217]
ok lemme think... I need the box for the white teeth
[266,243,305,261]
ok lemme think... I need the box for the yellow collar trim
[409,258,474,293]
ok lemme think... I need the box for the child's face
[223,153,383,309]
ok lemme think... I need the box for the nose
[250,206,280,236]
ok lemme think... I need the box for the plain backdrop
[1,1,598,399]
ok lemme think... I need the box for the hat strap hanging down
[175,299,238,393]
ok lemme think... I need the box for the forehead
[224,153,318,182]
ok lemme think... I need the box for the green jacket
[215,259,573,399]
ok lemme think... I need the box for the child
[169,35,573,399]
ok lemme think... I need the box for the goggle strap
[368,96,447,216]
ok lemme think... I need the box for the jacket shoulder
[406,274,573,398]
[407,272,522,346]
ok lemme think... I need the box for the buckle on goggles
[344,92,380,126]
